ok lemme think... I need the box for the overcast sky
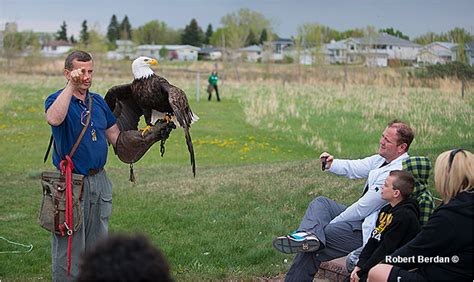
[1,0,473,40]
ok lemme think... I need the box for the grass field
[0,71,472,280]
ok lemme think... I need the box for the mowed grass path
[0,73,472,280]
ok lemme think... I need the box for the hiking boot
[272,231,320,254]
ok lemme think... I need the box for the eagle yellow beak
[149,59,158,66]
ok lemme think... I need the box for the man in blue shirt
[45,50,172,281]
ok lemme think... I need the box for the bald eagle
[105,56,198,177]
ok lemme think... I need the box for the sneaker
[272,231,320,254]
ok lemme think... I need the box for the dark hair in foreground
[389,170,415,199]
[388,119,414,151]
[64,50,93,70]
[77,233,173,281]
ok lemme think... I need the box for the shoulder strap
[69,94,92,158]
[43,94,93,162]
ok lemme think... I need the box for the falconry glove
[115,120,176,165]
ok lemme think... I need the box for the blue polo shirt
[45,89,116,175]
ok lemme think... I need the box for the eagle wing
[105,83,143,131]
[166,84,196,177]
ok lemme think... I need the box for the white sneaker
[272,231,320,254]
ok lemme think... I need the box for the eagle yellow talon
[164,114,172,123]
[140,125,152,136]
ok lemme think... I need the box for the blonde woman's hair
[434,149,474,203]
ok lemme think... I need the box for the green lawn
[0,73,472,280]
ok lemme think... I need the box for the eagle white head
[132,56,158,79]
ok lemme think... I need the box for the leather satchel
[39,94,92,235]
[39,172,84,235]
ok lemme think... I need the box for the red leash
[59,155,74,276]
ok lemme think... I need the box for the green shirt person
[207,71,220,102]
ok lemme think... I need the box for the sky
[1,0,473,40]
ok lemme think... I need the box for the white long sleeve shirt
[328,153,409,245]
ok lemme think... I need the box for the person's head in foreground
[77,233,173,281]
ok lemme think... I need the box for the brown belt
[88,168,103,176]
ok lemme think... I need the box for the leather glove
[115,120,176,164]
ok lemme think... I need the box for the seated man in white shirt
[272,119,414,282]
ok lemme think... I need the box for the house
[417,42,458,65]
[355,33,421,67]
[325,39,350,64]
[41,40,73,57]
[136,44,200,61]
[107,40,135,60]
[238,45,262,62]
[451,42,472,65]
[263,38,293,62]
[198,47,222,61]
[468,41,474,66]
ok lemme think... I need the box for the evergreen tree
[181,18,204,46]
[204,24,213,45]
[56,21,68,41]
[70,35,76,44]
[80,20,90,45]
[259,28,268,44]
[107,14,120,43]
[246,29,258,45]
[120,15,132,40]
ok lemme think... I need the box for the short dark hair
[77,233,173,281]
[64,50,93,70]
[388,119,414,151]
[389,170,415,199]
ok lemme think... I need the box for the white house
[320,34,420,67]
[468,41,474,66]
[136,44,200,61]
[355,33,421,67]
[107,40,136,60]
[417,42,457,65]
[41,40,73,57]
[198,47,222,61]
[238,45,262,62]
[325,39,349,64]
[263,38,293,62]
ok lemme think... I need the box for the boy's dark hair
[64,50,93,70]
[389,170,415,199]
[77,233,173,281]
[388,119,414,151]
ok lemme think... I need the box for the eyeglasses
[448,148,464,171]
[81,110,90,126]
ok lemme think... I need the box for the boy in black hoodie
[350,170,420,282]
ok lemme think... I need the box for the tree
[246,29,258,46]
[56,21,68,41]
[86,24,108,54]
[3,31,25,71]
[80,20,90,46]
[133,20,181,44]
[120,15,132,40]
[107,15,120,43]
[448,27,473,64]
[181,18,204,46]
[159,46,169,60]
[204,24,213,45]
[259,28,268,44]
[220,8,273,49]
[70,35,76,44]
[379,27,409,40]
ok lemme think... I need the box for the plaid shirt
[403,156,435,225]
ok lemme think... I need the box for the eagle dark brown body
[105,61,197,177]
